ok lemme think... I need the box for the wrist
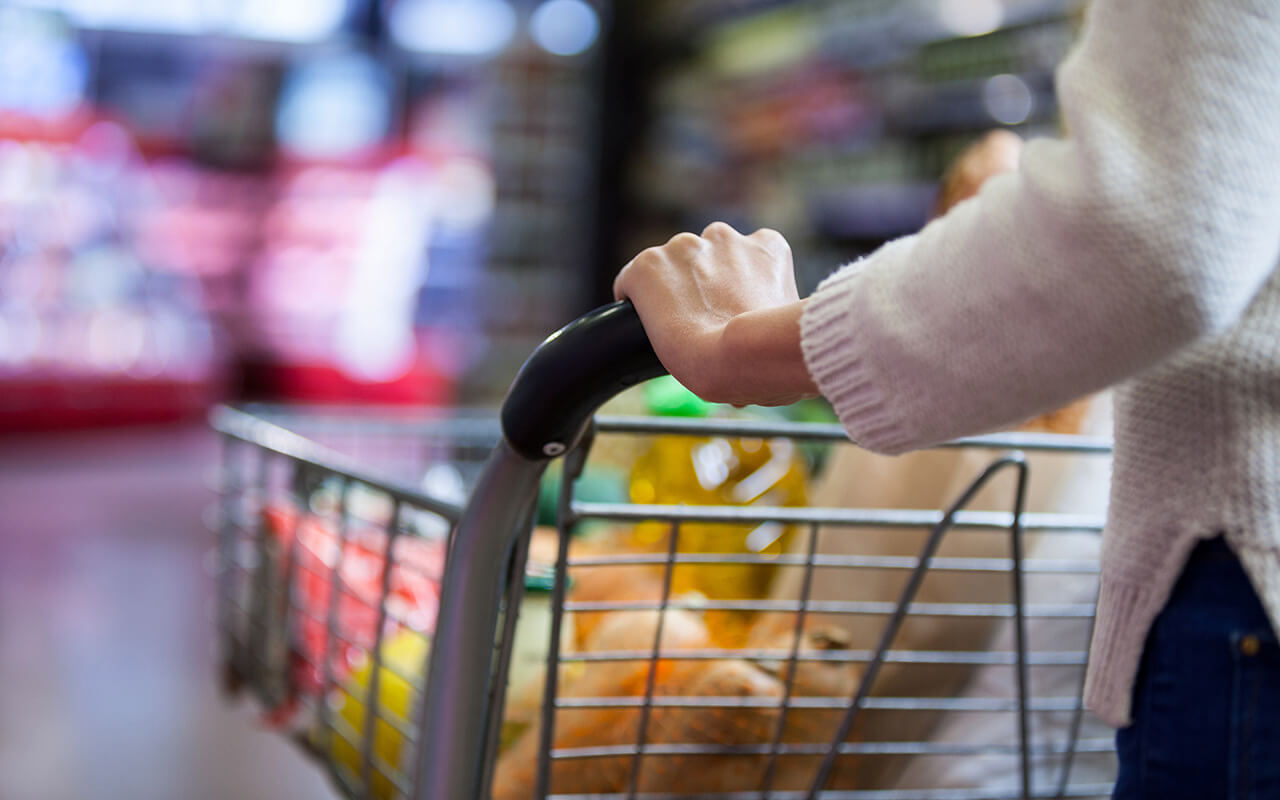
[718,300,819,406]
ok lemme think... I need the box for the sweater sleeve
[801,0,1280,454]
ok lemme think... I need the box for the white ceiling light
[60,0,207,34]
[390,0,517,56]
[937,0,1003,38]
[233,0,348,43]
[530,0,600,57]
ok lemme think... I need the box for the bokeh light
[983,73,1034,125]
[937,0,1003,38]
[530,0,600,57]
[390,0,517,56]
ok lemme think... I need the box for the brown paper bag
[762,397,1111,789]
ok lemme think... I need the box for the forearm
[806,0,1280,453]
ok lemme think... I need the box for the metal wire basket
[211,303,1117,800]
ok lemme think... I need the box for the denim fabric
[1113,536,1280,800]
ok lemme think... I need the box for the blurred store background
[0,1,1082,798]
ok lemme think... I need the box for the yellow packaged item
[628,377,808,621]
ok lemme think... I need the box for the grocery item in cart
[628,376,809,608]
[327,628,430,799]
[492,600,857,798]
[765,394,1110,790]
[261,502,443,718]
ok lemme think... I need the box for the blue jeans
[1113,536,1280,799]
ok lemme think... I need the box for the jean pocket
[1229,629,1280,799]
[1114,624,1240,799]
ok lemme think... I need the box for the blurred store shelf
[0,0,612,423]
[618,0,1082,293]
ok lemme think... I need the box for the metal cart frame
[212,303,1115,800]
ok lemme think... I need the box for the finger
[701,221,740,240]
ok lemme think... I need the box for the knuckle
[633,245,662,266]
[665,231,702,250]
[752,227,791,254]
[701,221,736,239]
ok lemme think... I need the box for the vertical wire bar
[478,505,536,800]
[625,520,681,800]
[1008,461,1033,800]
[535,441,590,799]
[760,522,822,799]
[316,477,352,766]
[216,434,242,691]
[806,455,1026,799]
[360,498,403,797]
[274,458,311,708]
[247,449,273,690]
[1056,611,1097,798]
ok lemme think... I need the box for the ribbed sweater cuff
[1083,577,1168,728]
[800,246,915,454]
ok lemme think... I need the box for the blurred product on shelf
[619,0,1079,294]
[0,0,610,424]
[0,115,228,430]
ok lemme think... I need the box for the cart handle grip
[501,301,667,460]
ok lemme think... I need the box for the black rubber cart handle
[501,300,668,460]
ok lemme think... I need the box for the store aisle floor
[0,424,334,800]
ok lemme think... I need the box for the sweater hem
[1084,526,1211,728]
[1082,576,1169,728]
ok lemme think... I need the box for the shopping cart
[211,302,1117,800]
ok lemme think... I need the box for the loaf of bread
[491,602,859,797]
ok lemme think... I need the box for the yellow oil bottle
[628,377,808,641]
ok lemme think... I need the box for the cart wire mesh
[211,404,1116,800]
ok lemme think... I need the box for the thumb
[612,260,632,302]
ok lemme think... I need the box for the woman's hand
[613,222,818,407]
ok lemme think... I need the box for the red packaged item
[261,505,444,716]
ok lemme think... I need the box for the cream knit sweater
[800,0,1280,728]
